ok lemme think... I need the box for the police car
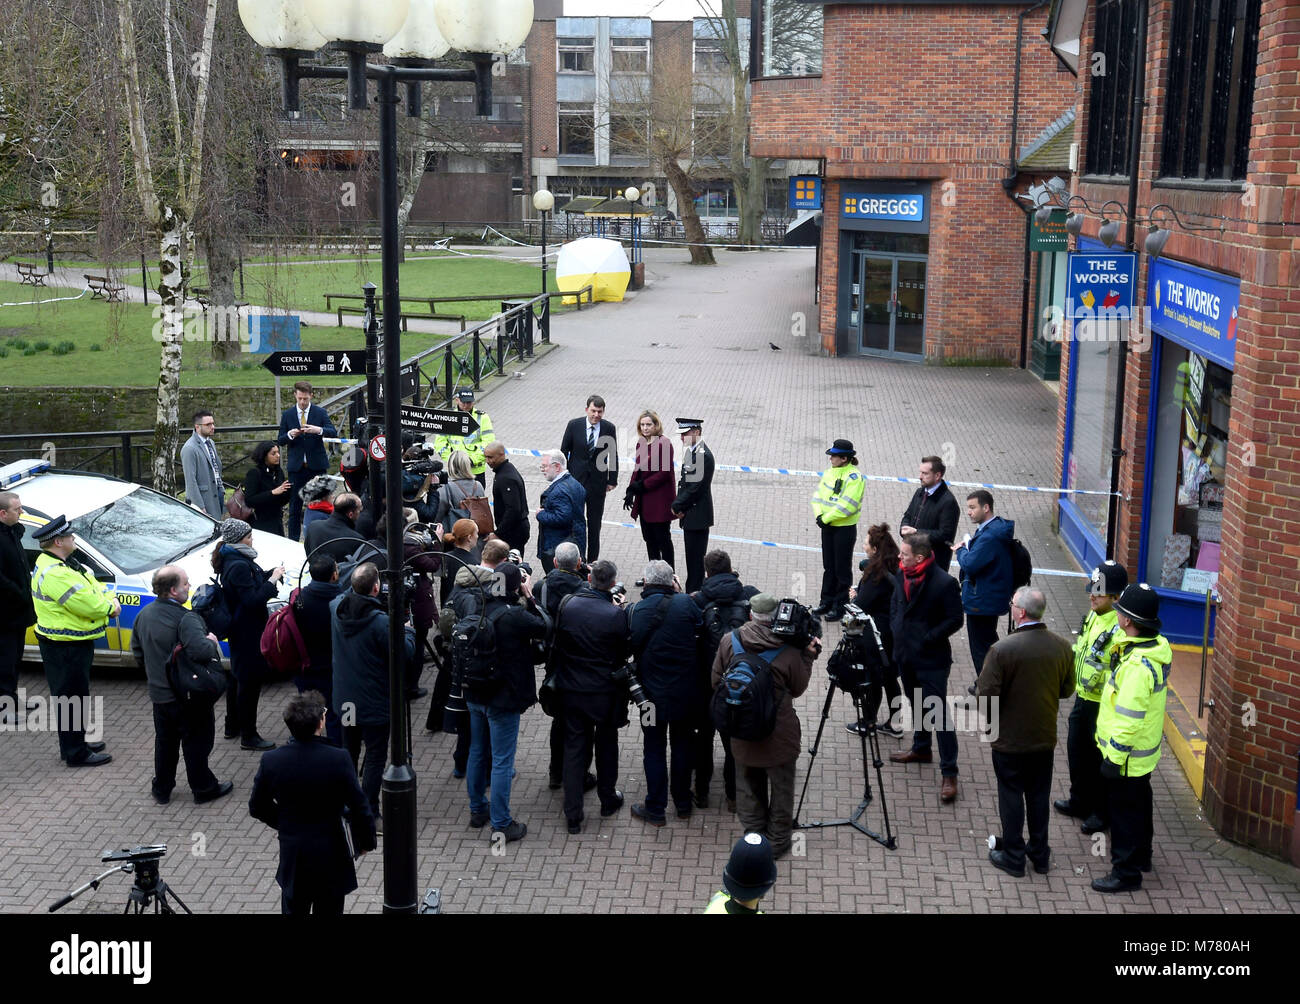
[4,459,307,666]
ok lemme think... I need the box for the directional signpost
[261,350,360,376]
[399,405,479,438]
[375,361,419,403]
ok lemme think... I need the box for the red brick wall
[1060,0,1299,862]
[752,5,1075,361]
[527,21,557,162]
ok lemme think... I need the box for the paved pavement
[3,247,1298,914]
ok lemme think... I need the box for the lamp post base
[628,262,645,291]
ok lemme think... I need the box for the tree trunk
[395,140,427,264]
[205,234,240,362]
[738,156,770,247]
[151,207,186,494]
[662,157,715,266]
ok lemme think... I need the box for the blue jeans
[466,702,520,830]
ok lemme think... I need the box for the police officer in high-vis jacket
[433,388,494,486]
[704,832,777,915]
[1091,583,1172,893]
[31,515,119,766]
[810,439,865,622]
[1055,560,1128,834]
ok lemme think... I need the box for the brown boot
[940,776,958,803]
[890,749,933,765]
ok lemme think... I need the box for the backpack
[710,633,787,741]
[444,481,493,535]
[337,541,383,592]
[452,604,511,694]
[538,593,578,717]
[1008,538,1033,590]
[190,578,233,640]
[260,587,310,675]
[166,638,228,704]
[700,597,751,656]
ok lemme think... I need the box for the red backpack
[260,588,310,675]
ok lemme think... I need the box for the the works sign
[1147,257,1240,370]
[1065,252,1137,340]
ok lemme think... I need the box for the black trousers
[991,748,1054,869]
[224,652,264,745]
[0,627,24,705]
[287,467,323,541]
[640,520,674,568]
[36,638,93,762]
[682,528,709,593]
[899,663,959,777]
[819,523,857,606]
[966,613,1000,677]
[1105,770,1153,883]
[344,721,390,817]
[152,700,219,797]
[282,888,345,916]
[1064,696,1107,822]
[561,691,622,823]
[691,720,735,802]
[584,480,607,561]
[641,719,694,817]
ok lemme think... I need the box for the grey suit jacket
[181,432,224,518]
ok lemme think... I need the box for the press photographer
[401,442,446,525]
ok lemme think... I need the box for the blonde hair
[447,450,474,481]
[443,518,478,548]
[636,410,663,438]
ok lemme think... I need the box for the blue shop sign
[790,176,822,210]
[841,192,925,222]
[1147,258,1240,370]
[1065,252,1136,338]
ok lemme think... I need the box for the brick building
[1049,0,1297,865]
[749,1,1075,362]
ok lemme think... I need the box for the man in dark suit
[484,441,530,552]
[249,691,376,915]
[277,381,339,541]
[559,394,618,561]
[888,532,965,803]
[670,417,714,593]
[899,455,960,572]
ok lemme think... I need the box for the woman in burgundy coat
[624,410,677,568]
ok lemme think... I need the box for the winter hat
[219,518,252,544]
[749,593,778,616]
[722,833,778,901]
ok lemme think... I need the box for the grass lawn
[0,280,465,388]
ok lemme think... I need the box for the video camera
[402,443,447,481]
[771,597,819,649]
[102,844,167,865]
[825,604,891,692]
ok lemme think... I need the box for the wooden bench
[84,274,125,302]
[324,292,438,314]
[15,262,47,287]
[335,304,466,332]
[190,286,248,310]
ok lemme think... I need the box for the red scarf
[903,555,934,600]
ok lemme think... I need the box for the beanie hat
[750,593,778,616]
[220,518,252,544]
[494,562,522,595]
[722,833,777,900]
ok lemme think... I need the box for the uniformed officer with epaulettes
[30,515,119,766]
[810,439,865,622]
[1092,583,1172,893]
[433,387,494,486]
[671,417,714,593]
[1055,559,1128,834]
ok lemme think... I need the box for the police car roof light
[0,459,53,489]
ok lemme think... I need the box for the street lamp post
[239,0,533,915]
[624,185,641,290]
[532,188,553,342]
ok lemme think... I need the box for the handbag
[226,487,253,521]
[464,495,495,536]
[166,641,228,703]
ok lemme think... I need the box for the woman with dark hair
[624,409,676,567]
[245,441,291,536]
[213,519,285,751]
[848,523,904,738]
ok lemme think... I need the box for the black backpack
[452,604,510,694]
[191,577,233,640]
[1008,538,1033,590]
[166,639,228,704]
[337,541,383,592]
[710,633,787,741]
[700,597,751,656]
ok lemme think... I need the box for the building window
[558,103,595,155]
[692,108,729,161]
[558,36,594,73]
[694,36,729,73]
[612,38,651,74]
[610,111,648,157]
[1085,0,1139,178]
[694,184,738,218]
[1160,0,1261,182]
[758,0,822,78]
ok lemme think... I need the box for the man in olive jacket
[976,586,1074,878]
[711,593,819,859]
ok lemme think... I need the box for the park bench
[84,274,125,302]
[191,286,248,310]
[335,303,467,332]
[15,261,47,287]
[323,292,439,314]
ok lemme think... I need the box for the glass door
[855,254,927,357]
[859,255,894,354]
[894,258,927,357]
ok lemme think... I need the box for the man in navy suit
[249,690,376,915]
[560,394,618,561]
[277,381,338,541]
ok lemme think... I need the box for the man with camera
[550,559,631,833]
[711,594,819,859]
[536,541,596,794]
[461,562,546,843]
[628,560,704,826]
[889,533,965,803]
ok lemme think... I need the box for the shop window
[613,38,651,74]
[758,0,822,78]
[694,185,737,218]
[1085,0,1139,178]
[559,37,594,73]
[694,36,729,73]
[558,104,595,155]
[1160,0,1261,181]
[1066,338,1121,538]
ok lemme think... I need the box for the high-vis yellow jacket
[1073,607,1123,702]
[1095,633,1173,777]
[31,552,114,642]
[810,466,865,527]
[434,409,494,476]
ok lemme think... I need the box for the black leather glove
[1099,758,1123,780]
[815,516,826,529]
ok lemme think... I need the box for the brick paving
[3,247,1297,914]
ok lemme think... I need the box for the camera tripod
[794,646,897,850]
[50,856,192,915]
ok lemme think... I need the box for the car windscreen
[68,486,217,575]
